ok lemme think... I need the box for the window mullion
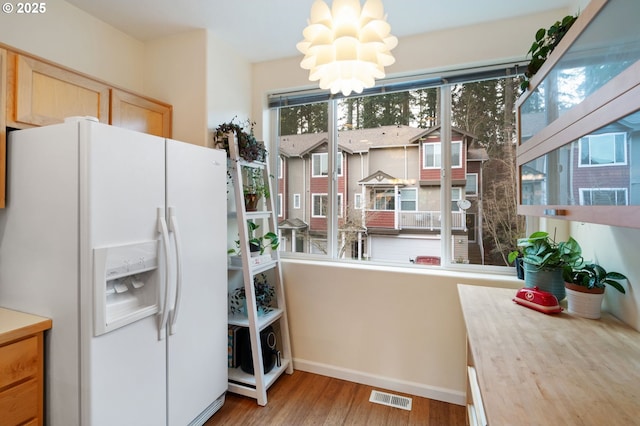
[440,85,452,265]
[327,100,338,258]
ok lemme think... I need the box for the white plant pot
[565,283,605,319]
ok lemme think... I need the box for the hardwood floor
[206,371,466,425]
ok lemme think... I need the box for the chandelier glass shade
[296,0,398,96]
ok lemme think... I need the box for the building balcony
[364,210,466,231]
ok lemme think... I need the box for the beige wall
[0,1,144,92]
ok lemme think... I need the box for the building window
[312,152,343,176]
[400,188,417,211]
[423,141,462,168]
[580,188,628,205]
[278,157,284,179]
[373,188,395,211]
[466,173,478,195]
[293,193,301,209]
[579,133,627,167]
[354,193,363,209]
[277,193,283,217]
[451,188,462,211]
[312,193,343,216]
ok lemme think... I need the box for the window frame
[578,133,627,167]
[423,141,462,169]
[312,152,343,177]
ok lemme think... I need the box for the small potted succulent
[563,263,628,319]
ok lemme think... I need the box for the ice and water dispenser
[93,241,160,336]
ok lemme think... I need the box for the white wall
[282,260,521,404]
[0,1,144,92]
[570,223,640,330]
[206,32,253,144]
[143,30,208,146]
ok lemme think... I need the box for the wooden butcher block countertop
[0,307,51,345]
[458,284,640,426]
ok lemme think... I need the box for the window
[423,141,462,168]
[312,193,327,217]
[273,69,523,268]
[400,188,417,211]
[373,188,395,211]
[312,193,343,216]
[354,193,363,209]
[278,157,284,179]
[451,188,462,211]
[579,133,627,166]
[277,193,283,217]
[312,152,343,176]
[580,188,628,205]
[466,173,478,195]
[293,193,301,209]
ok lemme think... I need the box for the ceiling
[65,0,576,63]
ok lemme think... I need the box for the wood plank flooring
[206,371,466,425]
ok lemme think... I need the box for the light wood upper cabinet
[110,89,172,138]
[10,54,109,126]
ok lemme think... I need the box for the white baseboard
[292,358,466,406]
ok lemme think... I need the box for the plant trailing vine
[520,14,578,91]
[214,116,267,163]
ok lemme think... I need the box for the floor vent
[369,390,412,411]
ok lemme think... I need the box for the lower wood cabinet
[0,308,51,426]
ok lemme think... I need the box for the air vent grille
[369,390,412,411]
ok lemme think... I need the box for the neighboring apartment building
[277,125,489,264]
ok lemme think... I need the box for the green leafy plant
[228,221,279,256]
[242,166,270,198]
[563,263,628,294]
[508,231,582,270]
[215,117,267,163]
[520,14,578,91]
[229,273,275,315]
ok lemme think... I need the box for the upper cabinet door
[110,89,172,138]
[11,55,110,126]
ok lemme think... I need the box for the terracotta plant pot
[565,282,605,319]
[244,193,259,211]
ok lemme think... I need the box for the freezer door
[80,121,168,426]
[165,140,228,425]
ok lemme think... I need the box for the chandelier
[297,0,398,96]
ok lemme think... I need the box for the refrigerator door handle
[168,207,183,335]
[157,207,172,340]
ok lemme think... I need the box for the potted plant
[563,263,628,319]
[242,166,269,212]
[520,14,578,91]
[229,273,275,317]
[509,231,583,301]
[214,117,267,163]
[228,221,279,266]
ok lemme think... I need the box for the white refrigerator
[0,118,228,425]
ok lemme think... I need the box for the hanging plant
[214,117,267,163]
[520,14,578,92]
